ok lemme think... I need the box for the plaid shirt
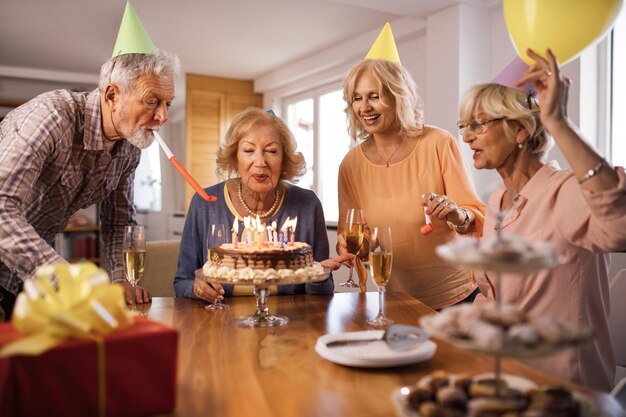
[0,89,141,294]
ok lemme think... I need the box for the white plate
[315,330,437,368]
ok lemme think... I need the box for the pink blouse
[474,161,626,391]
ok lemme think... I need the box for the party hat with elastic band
[493,57,535,93]
[365,22,400,64]
[111,1,156,58]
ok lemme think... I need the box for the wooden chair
[142,239,180,297]
[609,269,626,386]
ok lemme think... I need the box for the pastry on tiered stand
[197,240,328,328]
[390,235,597,417]
[435,234,561,273]
[392,370,596,417]
[420,302,592,357]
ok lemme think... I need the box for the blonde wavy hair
[343,59,424,142]
[216,107,306,182]
[459,83,552,158]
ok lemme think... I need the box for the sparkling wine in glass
[206,223,229,310]
[340,208,365,288]
[123,225,146,313]
[367,226,393,327]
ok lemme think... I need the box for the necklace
[374,137,404,167]
[237,181,280,218]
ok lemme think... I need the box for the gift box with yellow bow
[0,263,177,417]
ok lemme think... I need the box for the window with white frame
[284,84,352,223]
[611,7,626,167]
[133,141,162,211]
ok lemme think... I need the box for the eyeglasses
[457,117,505,135]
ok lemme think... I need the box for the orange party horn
[420,206,434,235]
[154,132,217,202]
[420,194,434,235]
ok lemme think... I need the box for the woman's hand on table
[193,277,224,302]
[320,253,355,271]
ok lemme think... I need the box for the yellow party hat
[111,1,156,58]
[365,22,400,64]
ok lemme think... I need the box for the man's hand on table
[120,281,152,304]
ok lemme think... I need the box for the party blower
[153,132,217,202]
[420,194,434,236]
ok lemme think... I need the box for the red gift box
[0,317,177,417]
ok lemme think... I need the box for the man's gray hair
[98,49,181,94]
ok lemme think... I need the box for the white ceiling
[0,0,496,82]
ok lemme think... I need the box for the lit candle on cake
[256,217,264,248]
[266,224,273,243]
[280,217,291,249]
[272,220,278,245]
[290,217,298,245]
[232,218,239,248]
[242,216,251,245]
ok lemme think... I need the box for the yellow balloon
[504,0,623,64]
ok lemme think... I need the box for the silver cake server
[326,324,429,350]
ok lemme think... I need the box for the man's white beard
[118,115,156,149]
[126,129,155,149]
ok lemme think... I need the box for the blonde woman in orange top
[337,59,486,310]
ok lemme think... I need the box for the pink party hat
[493,57,536,96]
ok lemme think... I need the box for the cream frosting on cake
[202,242,325,282]
[213,242,314,270]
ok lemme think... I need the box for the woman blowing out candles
[462,48,626,391]
[174,108,351,302]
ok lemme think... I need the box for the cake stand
[195,266,330,328]
[424,236,579,394]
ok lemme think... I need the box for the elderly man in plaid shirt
[0,49,180,320]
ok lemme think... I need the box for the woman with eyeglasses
[337,58,486,310]
[460,49,626,391]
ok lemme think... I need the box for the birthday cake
[213,242,314,270]
[202,242,325,282]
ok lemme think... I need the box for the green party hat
[111,1,156,57]
[365,22,400,64]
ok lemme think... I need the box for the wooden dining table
[137,291,624,417]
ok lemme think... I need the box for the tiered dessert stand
[422,235,574,391]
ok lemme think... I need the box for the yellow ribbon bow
[0,262,133,357]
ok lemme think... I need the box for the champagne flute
[123,225,146,314]
[340,208,365,288]
[367,226,393,327]
[206,223,229,310]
